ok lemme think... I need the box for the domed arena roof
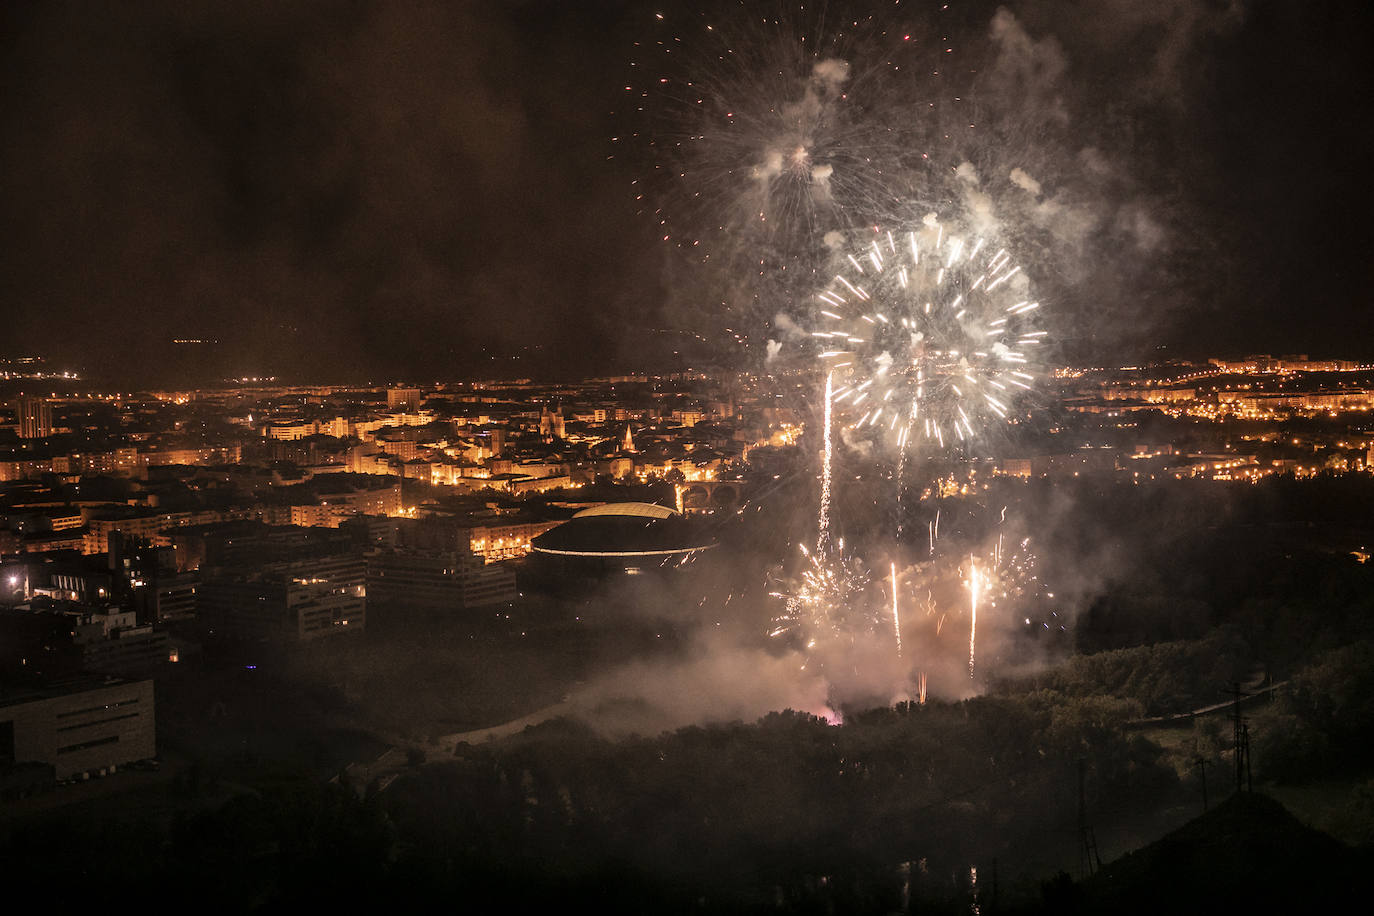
[572,502,677,520]
[533,503,714,558]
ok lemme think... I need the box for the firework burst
[769,539,874,656]
[806,215,1046,452]
[619,3,975,323]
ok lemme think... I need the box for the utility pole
[1242,722,1252,793]
[1078,757,1101,878]
[1225,682,1253,794]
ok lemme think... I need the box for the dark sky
[2,1,1371,383]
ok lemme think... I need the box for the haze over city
[3,0,1372,382]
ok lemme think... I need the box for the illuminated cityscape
[2,1,1373,912]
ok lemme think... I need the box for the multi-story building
[142,445,242,467]
[287,476,403,528]
[54,447,140,476]
[16,397,53,439]
[0,675,155,782]
[0,456,55,482]
[77,624,173,677]
[0,602,173,679]
[375,434,419,461]
[507,474,572,496]
[263,420,319,441]
[347,446,396,475]
[465,520,563,562]
[144,572,198,622]
[290,503,337,528]
[199,553,366,642]
[387,387,422,412]
[83,507,250,555]
[366,548,517,615]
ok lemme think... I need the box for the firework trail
[818,368,833,554]
[968,555,979,678]
[890,560,902,657]
[881,506,1052,694]
[896,445,908,538]
[771,370,879,663]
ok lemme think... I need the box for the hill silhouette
[1038,792,1370,914]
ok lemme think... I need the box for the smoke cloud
[772,311,807,341]
[1009,168,1043,197]
[571,634,834,738]
[987,8,1070,127]
[811,58,851,95]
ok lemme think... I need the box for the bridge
[675,479,742,514]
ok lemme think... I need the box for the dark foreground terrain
[5,475,1374,911]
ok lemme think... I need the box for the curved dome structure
[532,503,716,560]
[572,502,677,521]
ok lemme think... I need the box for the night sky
[2,0,1371,383]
